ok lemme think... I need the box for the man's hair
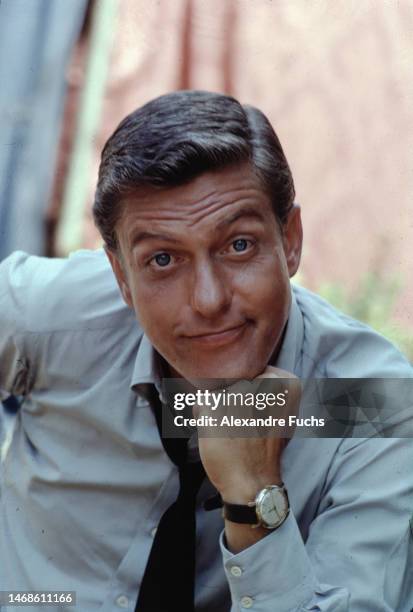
[93,90,295,251]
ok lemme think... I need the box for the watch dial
[260,488,288,527]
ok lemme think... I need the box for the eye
[153,252,171,267]
[232,238,249,252]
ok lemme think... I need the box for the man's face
[107,163,302,380]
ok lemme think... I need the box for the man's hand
[195,366,301,552]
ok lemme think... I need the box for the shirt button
[115,594,129,608]
[230,565,243,577]
[151,526,158,537]
[240,595,254,608]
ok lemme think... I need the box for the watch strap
[203,492,258,524]
[222,500,258,524]
[204,484,288,528]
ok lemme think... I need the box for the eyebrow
[130,231,181,247]
[129,206,265,247]
[215,206,266,231]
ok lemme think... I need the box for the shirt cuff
[220,512,316,611]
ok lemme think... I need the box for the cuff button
[240,595,253,608]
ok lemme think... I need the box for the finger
[257,365,297,379]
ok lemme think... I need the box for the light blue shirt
[0,249,412,611]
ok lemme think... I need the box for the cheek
[232,254,290,315]
[253,277,290,338]
[130,281,180,340]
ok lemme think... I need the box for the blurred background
[0,0,412,363]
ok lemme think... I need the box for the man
[0,90,412,611]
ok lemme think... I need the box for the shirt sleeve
[220,437,413,611]
[0,251,33,395]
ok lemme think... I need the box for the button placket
[230,565,243,577]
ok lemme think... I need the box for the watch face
[257,486,289,529]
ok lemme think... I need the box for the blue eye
[154,253,171,267]
[232,238,248,252]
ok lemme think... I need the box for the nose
[190,260,231,319]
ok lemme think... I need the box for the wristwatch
[223,484,290,530]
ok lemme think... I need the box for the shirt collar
[131,332,163,396]
[130,285,304,393]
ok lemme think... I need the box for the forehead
[117,163,274,242]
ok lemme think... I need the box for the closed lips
[187,324,246,338]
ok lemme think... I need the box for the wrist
[224,521,270,553]
[222,483,289,552]
[219,474,283,505]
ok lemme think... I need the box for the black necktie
[135,385,206,612]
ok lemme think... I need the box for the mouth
[184,322,249,348]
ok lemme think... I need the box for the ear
[105,247,134,309]
[281,204,303,278]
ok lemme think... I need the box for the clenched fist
[193,366,301,552]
